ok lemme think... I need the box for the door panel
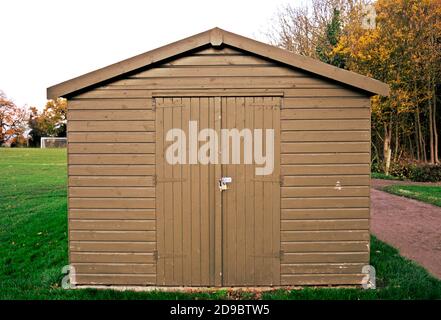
[155,97,221,286]
[156,96,280,286]
[221,97,281,286]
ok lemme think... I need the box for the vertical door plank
[190,97,201,285]
[235,97,246,285]
[208,97,218,286]
[172,97,183,284]
[262,97,274,285]
[200,97,210,285]
[244,97,256,285]
[156,98,165,285]
[181,97,192,285]
[272,97,281,286]
[254,97,265,285]
[214,97,223,286]
[162,98,174,283]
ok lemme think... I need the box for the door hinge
[153,250,158,261]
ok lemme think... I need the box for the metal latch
[218,177,232,191]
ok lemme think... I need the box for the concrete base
[71,285,358,292]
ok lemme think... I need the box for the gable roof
[47,27,389,99]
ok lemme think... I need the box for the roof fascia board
[221,30,389,96]
[47,27,389,99]
[47,29,211,99]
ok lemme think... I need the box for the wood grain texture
[64,44,373,287]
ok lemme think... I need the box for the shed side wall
[67,46,371,286]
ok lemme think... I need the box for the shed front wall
[67,45,371,286]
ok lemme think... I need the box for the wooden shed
[48,28,389,287]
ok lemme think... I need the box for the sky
[0,0,299,109]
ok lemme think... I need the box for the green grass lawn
[371,172,402,180]
[383,185,441,207]
[1,148,441,299]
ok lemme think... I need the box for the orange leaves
[29,98,67,138]
[0,91,28,145]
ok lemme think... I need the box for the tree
[266,0,371,59]
[0,91,28,146]
[333,0,441,172]
[268,0,441,175]
[316,8,346,67]
[28,98,67,146]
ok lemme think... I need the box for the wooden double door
[155,96,281,286]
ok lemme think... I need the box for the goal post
[40,137,67,148]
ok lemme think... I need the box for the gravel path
[371,187,441,279]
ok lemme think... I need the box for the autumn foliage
[0,91,28,146]
[28,98,67,147]
[270,0,441,174]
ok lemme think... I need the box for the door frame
[153,92,283,287]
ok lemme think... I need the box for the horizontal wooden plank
[281,153,370,165]
[69,165,154,176]
[281,119,370,131]
[281,208,369,220]
[281,274,364,285]
[281,219,369,231]
[281,142,370,153]
[282,252,369,264]
[69,143,154,154]
[282,197,370,209]
[69,198,155,209]
[69,99,151,110]
[283,88,366,97]
[281,164,370,175]
[281,108,370,120]
[69,187,155,198]
[74,90,152,99]
[75,87,366,99]
[134,66,305,78]
[283,97,370,108]
[164,55,272,66]
[70,241,155,252]
[109,76,338,90]
[282,175,370,187]
[281,263,365,274]
[70,230,155,241]
[70,209,155,220]
[281,131,370,142]
[68,132,155,143]
[69,154,155,165]
[68,120,155,132]
[69,176,154,187]
[281,187,370,198]
[194,47,244,54]
[73,263,156,274]
[68,110,154,121]
[281,230,370,242]
[70,219,155,231]
[71,252,155,263]
[73,274,156,285]
[281,241,369,253]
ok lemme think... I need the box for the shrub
[409,164,441,182]
[388,160,413,180]
[372,158,441,182]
